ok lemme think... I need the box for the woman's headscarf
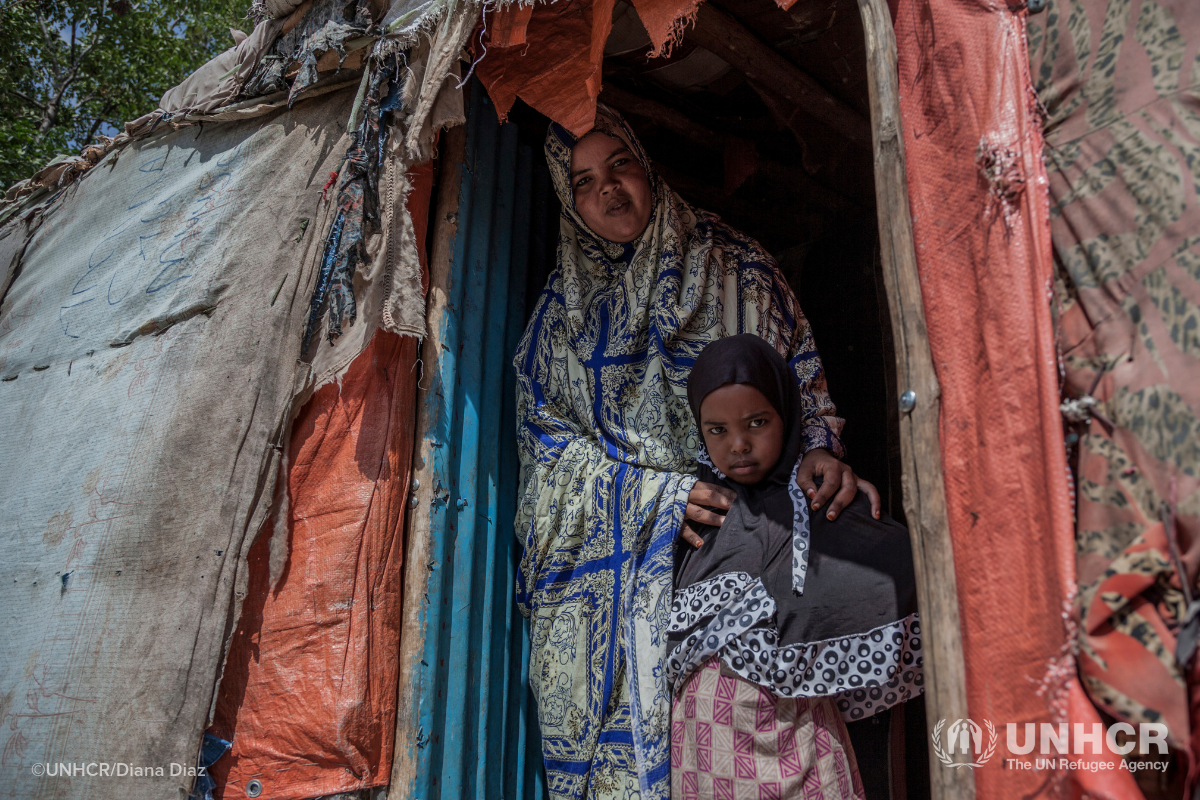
[686,333,807,487]
[544,105,666,265]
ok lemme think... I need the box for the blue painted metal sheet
[406,85,549,800]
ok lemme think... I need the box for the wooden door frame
[393,7,976,795]
[855,1,975,797]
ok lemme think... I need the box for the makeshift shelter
[0,1,477,798]
[0,0,1196,798]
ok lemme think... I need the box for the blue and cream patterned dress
[513,107,844,800]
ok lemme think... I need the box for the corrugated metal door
[392,85,550,800]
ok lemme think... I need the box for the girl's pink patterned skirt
[671,657,867,800]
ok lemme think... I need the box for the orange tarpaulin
[892,1,1128,797]
[208,161,434,800]
[477,0,615,135]
[477,0,706,136]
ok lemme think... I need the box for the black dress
[669,334,923,721]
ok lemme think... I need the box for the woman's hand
[679,481,736,548]
[797,448,881,521]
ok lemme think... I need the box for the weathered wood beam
[782,0,839,38]
[600,84,723,151]
[689,2,871,147]
[742,80,874,205]
[389,122,467,797]
[280,0,313,34]
[598,83,864,208]
[854,0,974,798]
[655,162,846,241]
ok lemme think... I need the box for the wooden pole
[388,121,467,797]
[599,84,723,151]
[598,83,860,208]
[853,0,975,798]
[689,2,871,146]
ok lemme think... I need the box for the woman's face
[699,383,784,485]
[570,132,652,243]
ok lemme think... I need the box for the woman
[514,107,879,800]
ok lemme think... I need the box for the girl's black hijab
[687,334,806,487]
[677,335,917,658]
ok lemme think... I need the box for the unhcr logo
[931,719,998,768]
[931,719,1172,772]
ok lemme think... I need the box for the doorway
[399,0,934,795]
[500,0,928,793]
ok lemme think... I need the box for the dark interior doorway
[512,0,904,520]
[500,0,931,794]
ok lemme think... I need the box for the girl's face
[569,132,653,243]
[698,383,784,485]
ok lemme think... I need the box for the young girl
[668,334,923,800]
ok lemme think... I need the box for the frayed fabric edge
[402,0,481,159]
[484,0,700,57]
[380,149,428,339]
[646,0,704,58]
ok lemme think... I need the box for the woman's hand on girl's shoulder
[679,481,736,548]
[797,448,882,521]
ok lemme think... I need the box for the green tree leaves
[0,0,249,190]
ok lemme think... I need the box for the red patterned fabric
[1028,0,1200,793]
[891,0,1118,795]
[671,658,865,800]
